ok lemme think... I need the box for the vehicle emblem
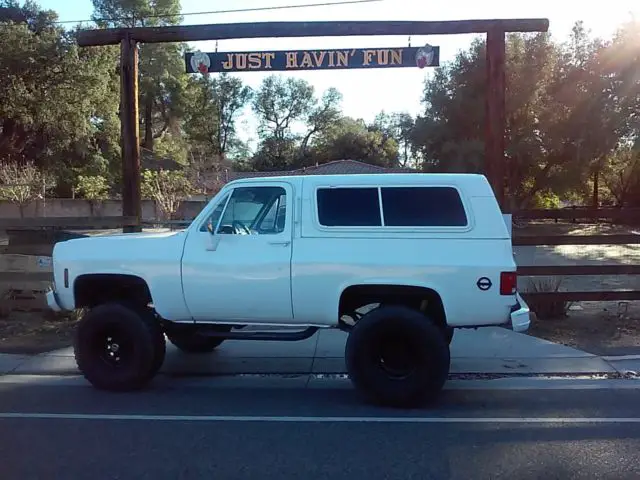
[476,277,492,291]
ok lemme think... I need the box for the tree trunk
[592,169,599,208]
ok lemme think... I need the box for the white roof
[228,173,493,196]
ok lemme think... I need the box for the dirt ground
[0,310,79,355]
[528,300,640,356]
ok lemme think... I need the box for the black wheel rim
[373,329,418,380]
[91,325,134,369]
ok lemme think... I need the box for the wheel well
[74,274,153,309]
[339,284,447,328]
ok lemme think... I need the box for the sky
[37,0,640,149]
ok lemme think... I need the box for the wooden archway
[77,19,549,231]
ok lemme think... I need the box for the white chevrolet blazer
[48,172,531,407]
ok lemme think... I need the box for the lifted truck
[47,173,531,407]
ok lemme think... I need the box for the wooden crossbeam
[77,19,550,46]
[512,234,640,246]
[518,265,640,276]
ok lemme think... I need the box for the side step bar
[197,326,320,342]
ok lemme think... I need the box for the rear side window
[317,187,381,227]
[381,186,467,227]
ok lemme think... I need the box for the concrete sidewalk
[2,327,638,377]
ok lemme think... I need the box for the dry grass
[0,309,82,355]
[525,277,573,320]
[529,301,640,356]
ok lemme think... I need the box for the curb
[1,373,640,391]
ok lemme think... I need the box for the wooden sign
[185,45,439,73]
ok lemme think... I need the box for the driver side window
[200,193,230,232]
[217,185,287,235]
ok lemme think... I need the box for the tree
[184,73,252,159]
[253,76,315,140]
[91,0,186,153]
[298,87,343,163]
[184,151,227,197]
[252,75,316,168]
[75,175,110,200]
[372,111,416,167]
[412,23,640,208]
[251,76,346,170]
[309,116,399,167]
[601,146,640,206]
[141,169,194,220]
[0,1,121,195]
[0,161,55,216]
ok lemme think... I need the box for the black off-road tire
[116,303,166,380]
[141,309,166,379]
[443,326,454,345]
[74,302,163,392]
[345,305,450,408]
[166,326,232,353]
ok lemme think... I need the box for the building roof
[204,160,417,190]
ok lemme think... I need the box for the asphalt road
[1,376,640,480]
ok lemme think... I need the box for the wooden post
[485,28,506,211]
[120,36,142,233]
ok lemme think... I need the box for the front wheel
[166,326,232,353]
[74,303,163,391]
[345,305,450,408]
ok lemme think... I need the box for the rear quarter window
[316,187,381,227]
[381,186,467,227]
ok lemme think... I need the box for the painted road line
[1,375,640,390]
[1,412,640,423]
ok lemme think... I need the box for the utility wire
[52,0,385,25]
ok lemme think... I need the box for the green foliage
[309,116,399,167]
[0,1,121,191]
[531,191,562,209]
[2,0,639,208]
[413,20,640,207]
[92,0,187,156]
[75,175,110,200]
[601,145,640,206]
[184,73,253,158]
[141,168,194,219]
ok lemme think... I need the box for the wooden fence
[514,207,640,223]
[1,216,639,313]
[514,235,640,303]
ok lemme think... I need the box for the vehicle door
[181,182,294,323]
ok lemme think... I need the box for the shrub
[525,277,572,320]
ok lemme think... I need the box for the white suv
[47,173,531,407]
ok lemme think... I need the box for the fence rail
[0,216,138,229]
[515,231,640,303]
[521,291,640,302]
[513,234,640,246]
[1,215,639,312]
[514,207,640,223]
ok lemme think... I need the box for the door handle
[268,241,291,247]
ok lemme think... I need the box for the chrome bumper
[46,288,62,312]
[509,292,533,333]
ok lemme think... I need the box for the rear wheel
[166,325,232,353]
[74,302,163,391]
[443,326,454,345]
[345,305,450,408]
